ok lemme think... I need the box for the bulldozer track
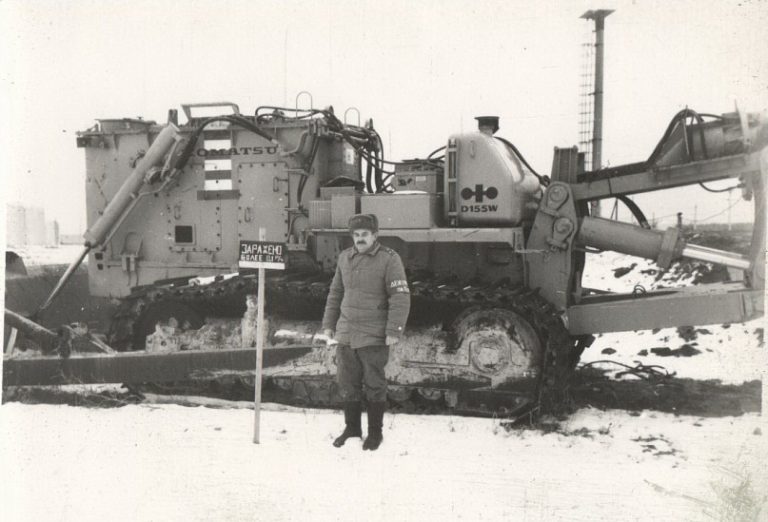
[109,271,579,417]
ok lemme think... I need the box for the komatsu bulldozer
[4,99,766,415]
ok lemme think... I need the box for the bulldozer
[4,99,766,415]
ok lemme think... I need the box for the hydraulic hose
[494,136,549,186]
[617,195,650,229]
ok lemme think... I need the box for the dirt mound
[567,368,760,417]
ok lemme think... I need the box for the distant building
[6,205,26,247]
[5,204,59,247]
[25,207,46,245]
[46,220,60,246]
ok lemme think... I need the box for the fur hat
[348,213,378,233]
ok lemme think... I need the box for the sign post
[239,229,286,444]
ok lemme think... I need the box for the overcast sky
[1,0,766,235]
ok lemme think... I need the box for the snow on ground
[584,323,765,384]
[581,251,698,293]
[1,402,766,522]
[6,244,85,267]
[579,252,765,384]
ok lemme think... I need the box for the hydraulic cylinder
[83,124,180,247]
[577,216,750,270]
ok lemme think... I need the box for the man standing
[321,214,410,451]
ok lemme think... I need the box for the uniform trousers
[335,344,389,402]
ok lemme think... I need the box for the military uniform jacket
[322,242,411,349]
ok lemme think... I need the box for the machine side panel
[83,123,348,297]
[397,242,525,285]
[85,131,175,297]
[237,158,290,243]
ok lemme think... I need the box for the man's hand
[385,335,399,346]
[313,329,336,346]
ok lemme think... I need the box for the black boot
[363,401,386,451]
[333,402,362,447]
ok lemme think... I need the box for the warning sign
[239,240,286,270]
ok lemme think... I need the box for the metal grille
[578,22,596,171]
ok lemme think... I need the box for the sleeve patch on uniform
[389,279,410,293]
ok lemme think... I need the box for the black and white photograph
[1,0,766,520]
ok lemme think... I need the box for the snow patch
[1,403,765,521]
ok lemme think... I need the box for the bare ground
[3,367,760,419]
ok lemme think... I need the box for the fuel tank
[445,129,542,227]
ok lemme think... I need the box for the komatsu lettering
[196,146,278,157]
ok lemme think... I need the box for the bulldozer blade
[3,346,312,387]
